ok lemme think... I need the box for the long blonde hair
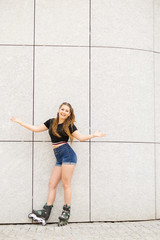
[49,102,76,143]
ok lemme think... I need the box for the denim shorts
[53,143,77,166]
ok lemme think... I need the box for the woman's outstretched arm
[10,117,48,132]
[72,130,106,142]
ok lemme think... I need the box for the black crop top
[44,118,78,144]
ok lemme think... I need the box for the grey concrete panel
[0,142,32,223]
[156,144,160,218]
[33,142,89,222]
[91,142,155,221]
[91,0,153,50]
[91,48,154,142]
[0,1,34,44]
[0,47,33,141]
[154,0,160,52]
[36,0,89,46]
[155,53,160,142]
[34,47,89,142]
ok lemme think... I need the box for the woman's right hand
[10,117,22,125]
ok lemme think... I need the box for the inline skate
[28,203,53,226]
[58,204,70,227]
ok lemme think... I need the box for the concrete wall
[0,0,160,223]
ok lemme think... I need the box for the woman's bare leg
[62,164,76,206]
[47,166,62,205]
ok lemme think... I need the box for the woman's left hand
[93,130,106,138]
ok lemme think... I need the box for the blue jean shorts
[53,143,77,166]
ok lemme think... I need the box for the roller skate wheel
[37,218,46,226]
[42,221,46,226]
[58,222,61,227]
[28,213,34,219]
[58,220,67,227]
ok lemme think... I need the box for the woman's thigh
[62,164,76,185]
[49,166,62,188]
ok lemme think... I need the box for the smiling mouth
[61,113,66,117]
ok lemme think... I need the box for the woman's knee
[62,179,71,190]
[48,180,57,190]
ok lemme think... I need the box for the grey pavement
[1,220,160,240]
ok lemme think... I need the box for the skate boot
[28,203,53,226]
[58,204,70,227]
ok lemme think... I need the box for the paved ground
[0,220,160,240]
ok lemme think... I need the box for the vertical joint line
[153,0,157,219]
[89,0,92,222]
[32,0,36,212]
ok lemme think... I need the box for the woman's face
[58,104,71,120]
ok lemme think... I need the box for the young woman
[10,102,106,226]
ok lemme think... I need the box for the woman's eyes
[61,108,68,113]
